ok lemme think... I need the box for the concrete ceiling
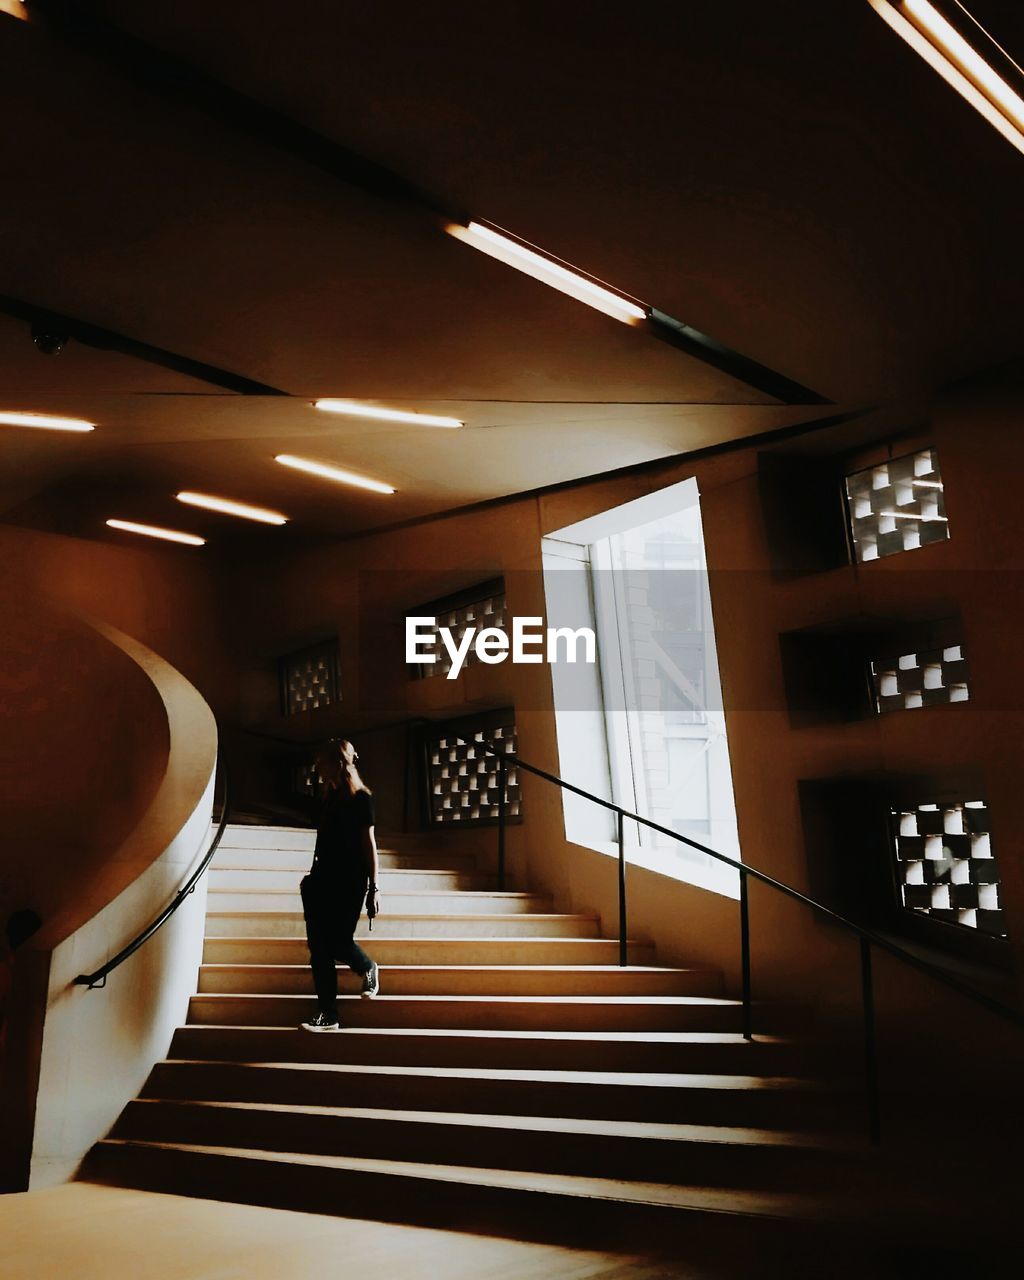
[1,0,1022,542]
[0,394,834,549]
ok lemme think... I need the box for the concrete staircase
[81,824,882,1257]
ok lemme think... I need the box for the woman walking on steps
[300,739,381,1032]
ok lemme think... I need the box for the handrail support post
[617,809,627,968]
[740,868,753,1041]
[497,755,507,892]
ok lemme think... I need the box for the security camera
[31,322,69,355]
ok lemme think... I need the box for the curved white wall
[29,768,214,1187]
[21,618,219,1187]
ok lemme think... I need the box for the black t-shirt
[311,788,375,880]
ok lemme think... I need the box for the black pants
[300,873,373,1021]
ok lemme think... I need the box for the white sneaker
[301,1013,341,1032]
[361,962,380,999]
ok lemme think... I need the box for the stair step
[220,828,479,858]
[196,964,722,997]
[209,868,494,891]
[202,936,655,966]
[112,1099,862,1188]
[206,889,550,914]
[94,822,865,1246]
[186,993,742,1032]
[204,913,600,939]
[170,1024,810,1075]
[213,848,480,872]
[144,1061,841,1130]
[220,827,316,851]
[84,1139,855,1253]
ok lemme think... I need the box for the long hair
[315,738,371,798]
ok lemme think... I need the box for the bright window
[543,477,740,895]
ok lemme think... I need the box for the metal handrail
[74,757,230,990]
[479,741,1024,1144]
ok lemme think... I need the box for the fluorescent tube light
[445,221,647,325]
[275,454,396,495]
[0,410,95,432]
[869,0,1024,156]
[106,519,206,546]
[314,400,463,429]
[176,491,288,525]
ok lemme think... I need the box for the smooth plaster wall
[0,521,235,717]
[5,614,219,1189]
[0,522,227,1186]
[0,606,169,946]
[28,766,214,1187]
[0,520,235,940]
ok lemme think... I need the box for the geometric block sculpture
[280,641,339,715]
[890,800,1006,937]
[428,719,521,824]
[871,645,970,714]
[411,585,508,679]
[845,447,950,563]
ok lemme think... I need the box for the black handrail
[74,757,230,990]
[480,741,1024,1144]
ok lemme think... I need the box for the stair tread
[218,849,463,860]
[192,993,739,1007]
[205,913,596,922]
[94,1139,837,1219]
[176,1026,787,1045]
[162,1059,826,1091]
[209,888,544,898]
[203,933,615,943]
[213,867,486,875]
[225,825,315,833]
[127,1098,851,1150]
[199,964,713,975]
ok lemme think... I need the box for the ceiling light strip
[176,490,288,525]
[106,519,206,546]
[313,400,463,429]
[869,0,1024,155]
[446,221,647,325]
[275,454,395,494]
[0,410,95,432]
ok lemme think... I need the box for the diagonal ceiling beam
[0,292,287,395]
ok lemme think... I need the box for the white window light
[106,519,205,546]
[0,410,95,432]
[868,0,1024,156]
[313,400,463,429]
[176,491,288,525]
[446,221,648,326]
[275,454,396,494]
